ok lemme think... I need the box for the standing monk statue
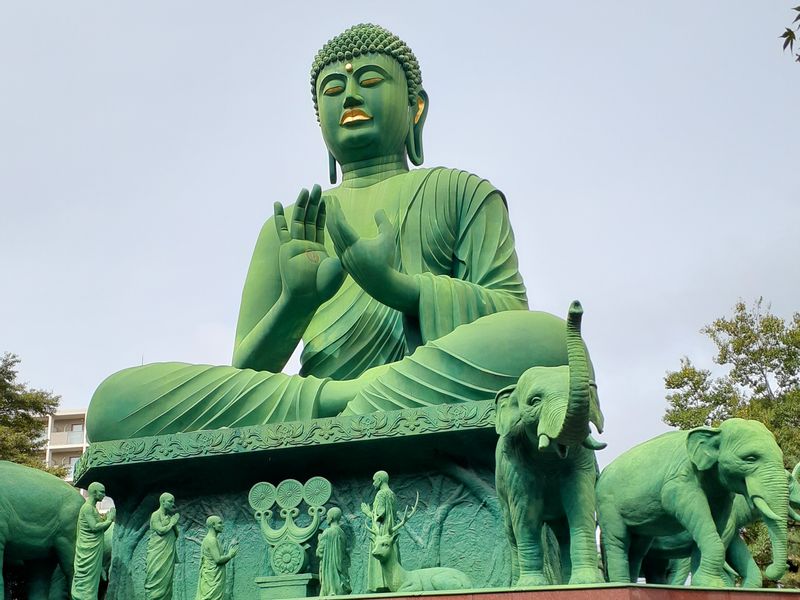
[145,493,180,600]
[72,482,115,600]
[361,471,397,592]
[86,24,601,444]
[194,516,237,600]
[316,507,350,596]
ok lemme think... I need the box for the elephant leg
[561,468,602,584]
[53,536,75,586]
[627,535,652,583]
[597,508,631,583]
[663,486,726,587]
[667,558,691,586]
[26,558,54,600]
[500,502,520,585]
[512,496,547,586]
[727,535,761,588]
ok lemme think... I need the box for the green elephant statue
[641,462,800,587]
[494,301,605,586]
[596,419,789,588]
[0,461,84,600]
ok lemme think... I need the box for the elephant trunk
[747,474,789,581]
[558,301,591,447]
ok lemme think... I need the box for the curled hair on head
[310,23,422,120]
[159,492,174,505]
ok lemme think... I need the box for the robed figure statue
[145,493,180,600]
[361,471,397,592]
[72,482,115,600]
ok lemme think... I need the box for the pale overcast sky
[2,2,798,466]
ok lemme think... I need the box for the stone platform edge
[73,399,496,484]
[336,584,799,600]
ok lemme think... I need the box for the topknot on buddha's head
[310,23,422,119]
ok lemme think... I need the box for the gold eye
[323,86,344,96]
[360,77,383,87]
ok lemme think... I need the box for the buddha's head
[311,24,428,179]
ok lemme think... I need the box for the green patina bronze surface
[193,516,237,600]
[0,461,84,599]
[317,507,350,596]
[494,302,604,587]
[84,22,589,442]
[596,419,789,588]
[72,482,116,600]
[145,493,179,600]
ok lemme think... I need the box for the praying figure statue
[145,492,180,600]
[194,516,237,600]
[361,471,397,592]
[86,23,597,443]
[316,507,350,596]
[72,482,116,600]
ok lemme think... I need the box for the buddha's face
[317,53,412,164]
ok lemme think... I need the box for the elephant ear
[686,427,721,471]
[494,384,518,436]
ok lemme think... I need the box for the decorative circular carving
[248,482,276,512]
[271,540,306,575]
[303,476,332,507]
[276,479,304,509]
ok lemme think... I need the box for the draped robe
[86,167,560,442]
[145,510,178,600]
[194,533,227,600]
[317,523,349,595]
[71,504,106,600]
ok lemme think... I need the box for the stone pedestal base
[374,586,798,600]
[255,573,316,600]
[75,401,504,600]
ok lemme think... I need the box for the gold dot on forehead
[345,63,353,73]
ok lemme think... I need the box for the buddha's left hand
[326,197,419,314]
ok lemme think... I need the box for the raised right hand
[274,184,344,307]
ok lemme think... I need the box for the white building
[41,408,88,482]
[40,409,114,510]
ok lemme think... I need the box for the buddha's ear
[406,89,428,166]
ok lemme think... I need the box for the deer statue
[366,493,472,592]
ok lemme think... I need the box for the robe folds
[145,511,178,600]
[86,167,535,442]
[194,535,227,600]
[317,523,350,595]
[71,504,106,600]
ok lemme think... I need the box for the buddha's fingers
[304,184,321,240]
[327,197,360,249]
[316,199,328,245]
[273,202,291,243]
[291,188,310,239]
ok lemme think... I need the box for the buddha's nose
[343,79,364,108]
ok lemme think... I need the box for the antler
[391,491,420,534]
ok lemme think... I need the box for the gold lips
[340,108,372,125]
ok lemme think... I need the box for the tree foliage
[0,352,65,476]
[663,299,800,585]
[781,5,800,63]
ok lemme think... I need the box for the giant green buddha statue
[87,24,598,442]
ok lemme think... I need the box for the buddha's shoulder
[409,166,502,195]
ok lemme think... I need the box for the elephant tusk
[538,434,551,451]
[752,496,781,522]
[789,507,800,522]
[581,434,607,451]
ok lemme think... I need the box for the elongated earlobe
[328,151,337,184]
[405,90,428,166]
